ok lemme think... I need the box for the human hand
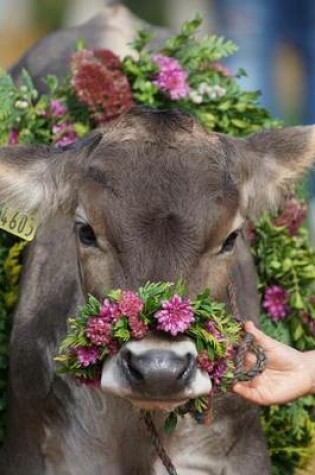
[232,321,315,405]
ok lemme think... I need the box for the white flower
[198,82,212,96]
[189,90,203,104]
[212,85,226,98]
[197,83,226,100]
[15,100,28,109]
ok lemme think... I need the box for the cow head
[1,108,314,408]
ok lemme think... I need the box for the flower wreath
[0,15,314,474]
[55,281,265,429]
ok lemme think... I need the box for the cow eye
[219,230,239,254]
[76,224,97,246]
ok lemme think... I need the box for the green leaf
[164,411,178,433]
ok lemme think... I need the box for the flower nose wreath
[56,281,266,426]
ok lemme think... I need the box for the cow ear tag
[0,205,38,241]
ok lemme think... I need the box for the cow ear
[0,133,103,222]
[230,126,315,217]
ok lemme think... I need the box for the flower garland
[0,15,314,474]
[56,282,243,427]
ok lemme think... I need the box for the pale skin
[232,321,315,405]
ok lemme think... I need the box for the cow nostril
[176,353,195,381]
[121,349,144,382]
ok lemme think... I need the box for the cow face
[1,108,314,408]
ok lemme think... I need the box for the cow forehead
[79,136,240,254]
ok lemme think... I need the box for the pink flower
[213,359,226,386]
[154,294,194,336]
[119,291,144,318]
[75,346,99,367]
[211,62,232,77]
[128,315,148,339]
[50,99,68,117]
[152,54,190,100]
[86,317,113,346]
[8,129,19,145]
[107,340,119,355]
[206,321,226,342]
[274,198,307,236]
[197,350,214,374]
[100,299,121,323]
[52,122,77,147]
[263,285,290,321]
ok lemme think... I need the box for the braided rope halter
[142,280,267,475]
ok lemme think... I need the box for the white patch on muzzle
[101,337,212,403]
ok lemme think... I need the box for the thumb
[244,321,276,352]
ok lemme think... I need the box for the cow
[0,106,314,475]
[9,3,171,94]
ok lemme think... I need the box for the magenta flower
[213,359,226,386]
[8,129,19,145]
[263,285,290,321]
[50,99,68,117]
[154,294,194,336]
[119,291,144,318]
[86,317,113,346]
[152,54,190,100]
[128,315,148,339]
[75,346,99,367]
[274,198,307,236]
[100,299,121,323]
[52,122,77,147]
[206,321,226,342]
[197,350,214,374]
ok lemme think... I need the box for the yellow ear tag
[0,205,38,241]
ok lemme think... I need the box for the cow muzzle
[120,348,196,397]
[101,337,212,410]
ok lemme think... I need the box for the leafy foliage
[252,215,315,473]
[123,15,280,134]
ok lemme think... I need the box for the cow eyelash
[75,223,98,247]
[218,230,240,254]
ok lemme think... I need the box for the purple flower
[152,54,190,100]
[52,122,77,147]
[206,321,226,342]
[86,317,113,346]
[119,291,144,318]
[213,359,226,386]
[50,99,68,117]
[8,129,19,145]
[75,346,99,367]
[263,285,290,321]
[154,294,195,336]
[100,299,121,323]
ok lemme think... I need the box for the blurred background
[1,0,315,242]
[0,0,309,122]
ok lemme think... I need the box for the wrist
[302,351,315,395]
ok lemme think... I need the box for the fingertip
[244,321,264,341]
[244,321,255,332]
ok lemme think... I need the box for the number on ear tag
[0,206,38,241]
